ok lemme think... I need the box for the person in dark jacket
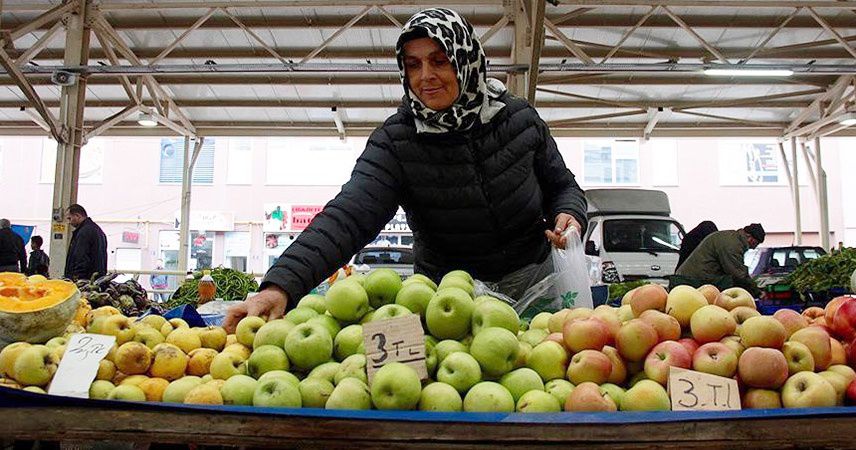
[64,204,108,281]
[0,219,26,273]
[676,220,718,270]
[224,8,587,331]
[26,235,50,276]
[674,223,765,297]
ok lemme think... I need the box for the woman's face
[402,37,459,111]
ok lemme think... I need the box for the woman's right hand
[223,285,289,333]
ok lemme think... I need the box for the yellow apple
[165,328,202,354]
[186,348,218,377]
[148,343,189,381]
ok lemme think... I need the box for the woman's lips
[422,87,442,96]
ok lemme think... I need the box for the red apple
[720,335,746,358]
[644,341,692,385]
[639,310,681,342]
[602,346,628,385]
[848,340,856,370]
[731,306,761,325]
[563,317,610,353]
[738,348,789,390]
[678,338,700,356]
[697,285,721,305]
[742,388,782,409]
[630,284,668,317]
[690,305,737,343]
[802,307,825,322]
[716,287,756,311]
[615,319,659,362]
[773,309,808,338]
[831,297,856,342]
[825,296,852,326]
[566,350,612,385]
[830,338,847,366]
[739,316,788,349]
[847,378,856,405]
[565,382,617,412]
[693,343,738,378]
[545,332,567,350]
[789,326,833,371]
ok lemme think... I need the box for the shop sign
[384,208,411,233]
[122,231,140,244]
[175,210,235,232]
[290,205,324,231]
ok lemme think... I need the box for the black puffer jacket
[263,93,587,305]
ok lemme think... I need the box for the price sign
[48,333,116,399]
[362,314,428,385]
[668,367,741,411]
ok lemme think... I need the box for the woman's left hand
[545,213,582,249]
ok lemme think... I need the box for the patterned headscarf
[396,8,505,134]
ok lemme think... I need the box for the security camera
[50,71,77,86]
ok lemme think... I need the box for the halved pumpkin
[0,272,80,344]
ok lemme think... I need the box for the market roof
[1,0,856,138]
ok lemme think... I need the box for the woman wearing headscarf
[225,8,587,330]
[676,220,718,270]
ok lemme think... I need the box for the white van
[583,189,686,285]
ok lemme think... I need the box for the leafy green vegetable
[784,248,856,295]
[166,267,258,308]
[608,280,651,300]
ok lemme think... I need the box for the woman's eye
[433,58,448,66]
[405,60,420,69]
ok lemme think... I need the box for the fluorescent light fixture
[839,112,856,127]
[704,68,793,77]
[137,112,157,127]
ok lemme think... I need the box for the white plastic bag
[550,228,593,309]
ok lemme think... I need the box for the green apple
[516,390,562,413]
[13,345,58,387]
[347,273,367,286]
[258,370,300,387]
[22,386,45,394]
[253,319,296,350]
[364,269,403,309]
[169,318,190,330]
[326,377,371,410]
[89,380,116,400]
[434,340,469,366]
[209,352,248,380]
[333,325,364,361]
[253,377,302,408]
[307,361,341,384]
[463,381,515,412]
[370,362,422,410]
[426,288,475,340]
[395,282,435,316]
[418,382,463,412]
[285,307,320,325]
[325,280,370,322]
[307,315,342,340]
[298,377,335,408]
[89,315,136,345]
[220,374,258,406]
[544,379,575,405]
[470,327,519,378]
[247,345,290,379]
[297,294,328,314]
[518,329,549,347]
[403,273,438,291]
[499,368,545,402]
[438,278,474,298]
[530,312,552,330]
[284,323,333,371]
[473,295,495,306]
[472,300,519,335]
[140,315,168,331]
[163,376,202,403]
[781,371,837,408]
[620,379,671,411]
[526,341,569,382]
[442,270,474,286]
[45,336,67,349]
[437,352,482,394]
[133,326,166,349]
[599,383,626,406]
[235,316,266,347]
[359,310,376,324]
[107,384,146,402]
[198,326,228,351]
[334,354,367,385]
[425,339,438,377]
[0,342,31,378]
[370,304,412,322]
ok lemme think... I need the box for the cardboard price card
[668,367,741,411]
[362,314,428,385]
[48,333,116,399]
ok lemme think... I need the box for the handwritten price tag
[668,367,741,411]
[362,314,428,385]
[48,333,115,399]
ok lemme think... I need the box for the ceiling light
[838,112,856,127]
[137,113,157,127]
[704,68,794,77]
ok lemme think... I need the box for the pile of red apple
[534,284,856,411]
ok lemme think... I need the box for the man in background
[65,204,108,280]
[674,223,766,298]
[0,219,26,273]
[27,235,50,276]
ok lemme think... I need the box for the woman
[224,8,587,331]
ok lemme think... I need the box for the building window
[158,230,215,272]
[226,138,253,184]
[265,136,364,185]
[225,231,250,272]
[651,139,679,186]
[583,140,639,185]
[41,138,104,184]
[159,138,216,184]
[718,142,782,186]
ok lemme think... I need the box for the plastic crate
[758,303,803,315]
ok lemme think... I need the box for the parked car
[350,245,414,278]
[745,246,826,288]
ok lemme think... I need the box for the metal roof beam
[807,7,856,60]
[555,1,856,8]
[0,46,63,142]
[527,0,547,104]
[599,6,657,64]
[14,21,63,66]
[739,8,801,64]
[149,8,219,66]
[662,6,728,63]
[300,5,374,64]
[7,1,79,42]
[544,19,594,64]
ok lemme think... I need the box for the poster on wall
[718,142,780,185]
[264,204,289,232]
[291,205,324,231]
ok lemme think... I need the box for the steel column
[815,137,830,250]
[177,136,204,275]
[48,2,91,279]
[791,137,802,244]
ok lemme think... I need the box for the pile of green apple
[1,271,855,413]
